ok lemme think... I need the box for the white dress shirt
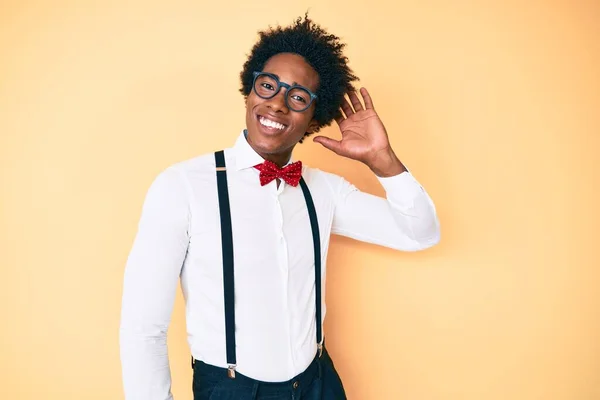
[119,130,440,400]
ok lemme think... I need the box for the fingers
[348,91,364,112]
[360,87,374,109]
[340,96,354,119]
[340,88,373,118]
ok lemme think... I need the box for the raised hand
[313,88,406,177]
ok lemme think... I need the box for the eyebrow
[268,72,300,87]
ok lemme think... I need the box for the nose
[264,89,289,113]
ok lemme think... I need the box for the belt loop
[317,355,323,379]
[251,382,259,399]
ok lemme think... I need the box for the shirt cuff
[377,171,425,208]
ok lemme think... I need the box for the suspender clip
[317,342,323,358]
[227,364,237,379]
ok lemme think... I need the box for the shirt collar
[232,129,295,171]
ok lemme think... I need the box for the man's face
[245,52,320,159]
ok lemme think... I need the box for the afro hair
[240,14,358,139]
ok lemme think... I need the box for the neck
[245,133,294,168]
[259,151,292,168]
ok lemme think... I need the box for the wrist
[367,147,407,177]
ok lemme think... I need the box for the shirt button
[293,381,299,389]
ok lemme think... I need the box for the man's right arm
[119,167,191,400]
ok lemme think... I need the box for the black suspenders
[214,150,237,377]
[299,175,324,359]
[214,150,323,379]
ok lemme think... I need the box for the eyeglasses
[252,71,318,112]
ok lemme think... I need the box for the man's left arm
[327,168,439,251]
[313,88,440,251]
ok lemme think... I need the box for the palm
[336,108,389,162]
[313,88,391,163]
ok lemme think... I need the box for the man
[120,15,440,400]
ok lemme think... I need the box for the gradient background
[1,1,599,399]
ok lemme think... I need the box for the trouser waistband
[192,349,325,395]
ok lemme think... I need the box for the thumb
[313,136,343,155]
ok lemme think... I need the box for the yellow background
[1,1,599,399]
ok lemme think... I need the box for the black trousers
[192,345,347,400]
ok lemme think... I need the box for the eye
[291,95,307,103]
[288,87,311,106]
[261,82,275,91]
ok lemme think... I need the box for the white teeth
[259,116,285,130]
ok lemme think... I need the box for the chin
[246,126,280,154]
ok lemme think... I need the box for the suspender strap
[214,150,237,377]
[213,151,323,379]
[299,177,323,355]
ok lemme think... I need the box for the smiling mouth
[257,115,287,132]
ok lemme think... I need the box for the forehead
[262,53,319,91]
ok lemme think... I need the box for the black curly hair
[240,14,358,140]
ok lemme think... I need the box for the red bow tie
[254,160,303,187]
